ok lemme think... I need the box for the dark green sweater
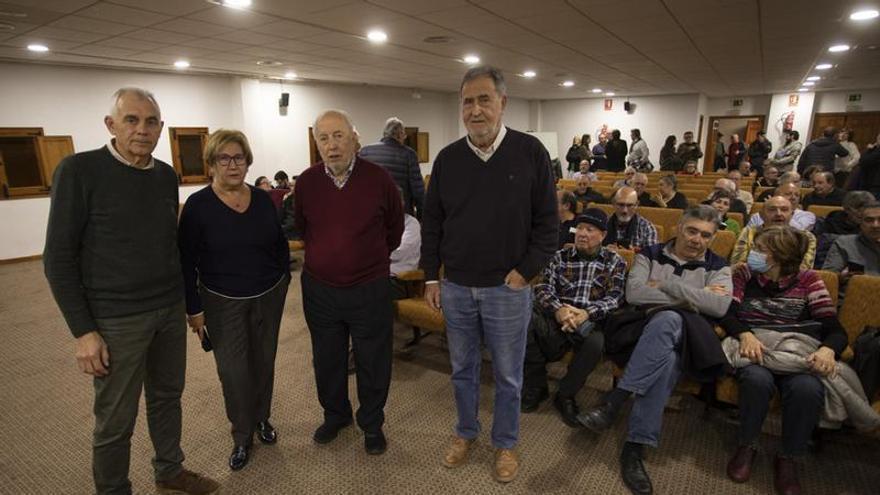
[44,146,183,337]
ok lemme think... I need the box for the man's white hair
[382,117,404,139]
[109,87,160,117]
[312,109,355,138]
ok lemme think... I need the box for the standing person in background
[44,87,219,495]
[255,176,272,191]
[766,130,803,173]
[852,133,880,198]
[676,131,703,167]
[659,135,681,171]
[747,130,772,177]
[834,128,860,188]
[178,129,290,472]
[592,134,609,171]
[359,117,426,218]
[421,66,557,483]
[606,129,628,172]
[295,109,404,457]
[797,127,849,174]
[566,136,588,178]
[727,134,746,171]
[627,129,652,172]
[713,132,727,171]
[267,171,291,211]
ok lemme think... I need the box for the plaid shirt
[324,157,356,189]
[610,214,658,253]
[535,245,627,322]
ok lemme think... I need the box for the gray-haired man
[359,116,425,217]
[44,88,218,494]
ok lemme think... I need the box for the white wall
[706,95,772,118]
[814,89,880,113]
[539,94,702,171]
[766,91,817,150]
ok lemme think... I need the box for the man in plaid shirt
[604,187,658,253]
[521,208,627,426]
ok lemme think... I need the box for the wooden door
[169,127,208,183]
[35,135,74,188]
[404,126,419,156]
[810,114,847,142]
[844,112,880,152]
[307,127,320,166]
[744,119,764,146]
[416,132,429,163]
[0,150,7,198]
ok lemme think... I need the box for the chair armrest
[396,270,426,282]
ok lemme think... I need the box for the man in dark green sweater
[43,88,218,495]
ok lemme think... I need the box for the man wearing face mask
[521,209,627,426]
[604,187,658,253]
[731,196,817,270]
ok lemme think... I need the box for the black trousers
[302,272,393,433]
[523,310,605,399]
[202,275,289,446]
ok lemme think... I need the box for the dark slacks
[523,310,605,399]
[92,301,186,495]
[736,364,825,456]
[201,276,289,446]
[302,272,393,433]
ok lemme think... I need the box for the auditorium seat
[709,230,736,259]
[807,204,844,218]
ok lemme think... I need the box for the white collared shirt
[324,156,356,189]
[466,125,507,162]
[107,139,155,169]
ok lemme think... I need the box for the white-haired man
[359,116,425,217]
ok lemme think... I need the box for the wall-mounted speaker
[624,101,631,112]
[279,92,289,107]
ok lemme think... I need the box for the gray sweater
[43,146,183,337]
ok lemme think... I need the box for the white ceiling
[0,0,877,99]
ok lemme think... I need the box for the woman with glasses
[178,129,290,471]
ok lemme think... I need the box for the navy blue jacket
[359,137,424,216]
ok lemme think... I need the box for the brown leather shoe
[726,446,757,483]
[442,436,475,468]
[156,469,220,495]
[493,448,519,483]
[774,455,802,495]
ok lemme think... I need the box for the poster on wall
[788,94,799,107]
[604,99,613,111]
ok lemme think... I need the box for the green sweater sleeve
[43,158,96,337]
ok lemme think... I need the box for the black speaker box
[279,92,289,107]
[624,101,631,112]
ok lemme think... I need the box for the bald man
[731,196,817,269]
[747,182,816,231]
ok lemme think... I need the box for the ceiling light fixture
[220,0,252,9]
[590,88,602,93]
[802,81,815,86]
[367,30,387,43]
[798,87,809,92]
[174,60,190,69]
[828,44,850,52]
[463,54,480,64]
[605,92,615,96]
[283,71,297,79]
[815,63,833,70]
[27,43,48,52]
[522,70,536,78]
[850,9,879,21]
[806,76,821,81]
[561,80,575,87]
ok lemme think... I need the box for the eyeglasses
[216,154,247,167]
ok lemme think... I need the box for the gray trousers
[92,301,186,495]
[201,276,289,446]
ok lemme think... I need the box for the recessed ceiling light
[463,54,480,64]
[561,80,575,87]
[590,88,602,93]
[522,70,536,78]
[802,81,815,86]
[27,43,48,52]
[367,30,387,43]
[829,44,850,52]
[798,87,809,92]
[220,0,252,8]
[815,63,833,70]
[0,22,16,31]
[174,60,190,69]
[850,9,879,21]
[256,60,281,66]
[283,71,297,79]
[605,92,615,96]
[806,76,821,81]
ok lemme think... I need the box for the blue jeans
[440,279,533,449]
[617,311,684,447]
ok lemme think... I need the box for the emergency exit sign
[848,93,862,102]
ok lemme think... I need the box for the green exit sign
[848,94,862,102]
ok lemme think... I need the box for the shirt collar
[466,124,507,162]
[107,139,155,169]
[324,155,356,189]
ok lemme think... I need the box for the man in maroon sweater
[294,110,404,456]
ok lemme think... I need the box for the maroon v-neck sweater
[294,157,404,287]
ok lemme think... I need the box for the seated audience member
[731,196,817,270]
[632,173,660,208]
[813,191,874,268]
[255,176,272,191]
[802,170,844,210]
[752,165,779,194]
[557,190,579,249]
[823,201,880,277]
[613,166,637,189]
[604,187,658,253]
[756,171,800,202]
[279,191,300,240]
[727,169,754,212]
[709,189,742,237]
[707,178,749,218]
[572,160,591,180]
[390,202,422,300]
[267,171,291,210]
[274,170,290,189]
[721,226,866,495]
[737,160,754,178]
[677,159,701,176]
[653,174,689,209]
[800,164,822,189]
[747,182,815,231]
[573,174,607,207]
[578,206,732,495]
[522,209,627,425]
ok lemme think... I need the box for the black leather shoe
[576,402,618,432]
[313,419,353,444]
[553,394,581,428]
[774,455,802,495]
[520,388,549,413]
[256,421,277,445]
[229,445,250,471]
[364,430,387,455]
[620,443,653,495]
[726,446,757,483]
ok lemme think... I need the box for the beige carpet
[0,260,878,494]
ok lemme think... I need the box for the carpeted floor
[0,259,878,494]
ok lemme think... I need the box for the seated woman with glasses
[178,129,291,471]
